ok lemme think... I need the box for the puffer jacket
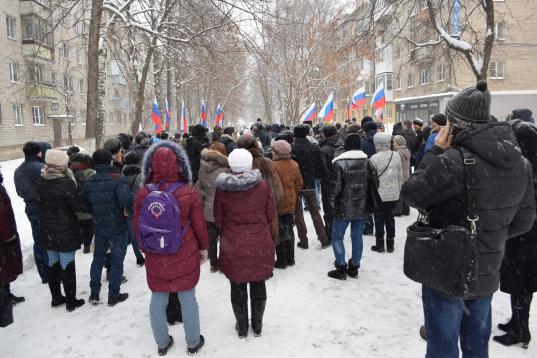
[329,150,378,220]
[292,138,327,189]
[14,156,44,205]
[36,173,82,252]
[401,122,536,298]
[319,135,345,188]
[272,156,303,214]
[196,149,230,222]
[370,133,403,202]
[214,170,276,283]
[134,141,209,292]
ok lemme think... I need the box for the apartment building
[0,0,134,160]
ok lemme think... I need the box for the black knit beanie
[92,149,113,166]
[345,134,361,151]
[294,124,310,138]
[445,81,491,128]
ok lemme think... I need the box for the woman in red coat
[133,141,209,356]
[0,165,24,327]
[214,148,276,339]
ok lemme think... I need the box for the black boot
[371,237,385,253]
[274,243,287,269]
[232,303,249,339]
[286,240,295,266]
[498,319,512,333]
[166,293,182,324]
[386,237,395,253]
[251,300,267,337]
[297,241,308,250]
[494,294,532,348]
[327,262,347,280]
[346,259,359,279]
[62,261,85,312]
[47,262,66,307]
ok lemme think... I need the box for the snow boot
[498,319,512,333]
[187,335,205,356]
[251,300,266,337]
[386,237,395,253]
[158,335,174,356]
[83,244,91,254]
[321,239,332,249]
[371,237,385,253]
[136,255,145,267]
[47,262,66,307]
[327,262,347,280]
[286,240,295,266]
[89,293,100,305]
[166,293,182,324]
[9,293,25,306]
[0,285,13,328]
[494,295,532,348]
[232,303,249,338]
[108,293,129,306]
[62,261,85,312]
[274,243,287,269]
[297,241,308,250]
[346,259,359,279]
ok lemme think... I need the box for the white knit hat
[45,149,69,168]
[228,148,253,173]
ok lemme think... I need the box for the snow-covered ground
[1,157,535,358]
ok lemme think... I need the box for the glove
[199,250,208,265]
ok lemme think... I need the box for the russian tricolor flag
[352,87,366,110]
[318,92,334,123]
[200,100,208,128]
[181,101,189,134]
[371,85,386,110]
[164,98,171,131]
[215,104,223,127]
[152,98,163,134]
[300,102,316,123]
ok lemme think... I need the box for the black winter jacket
[292,138,327,189]
[36,175,81,252]
[186,134,210,183]
[319,135,344,189]
[401,122,536,298]
[500,120,537,294]
[329,150,378,220]
[360,130,377,158]
[219,134,237,155]
[14,156,44,205]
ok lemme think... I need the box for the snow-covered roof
[394,92,457,103]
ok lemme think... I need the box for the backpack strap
[165,182,185,194]
[145,183,158,192]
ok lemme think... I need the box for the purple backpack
[137,182,186,254]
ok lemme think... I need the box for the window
[79,79,84,94]
[437,64,445,81]
[61,43,69,59]
[75,21,82,34]
[420,0,428,10]
[80,110,86,124]
[29,67,42,82]
[9,62,20,82]
[32,106,44,125]
[495,22,505,40]
[22,15,54,46]
[114,88,120,98]
[386,105,392,119]
[420,68,431,85]
[395,76,401,90]
[6,16,16,39]
[375,75,384,90]
[489,61,505,78]
[63,75,73,92]
[116,112,122,124]
[386,73,393,90]
[407,73,415,88]
[13,104,23,126]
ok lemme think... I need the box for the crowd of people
[0,81,536,357]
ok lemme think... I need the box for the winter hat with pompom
[45,149,69,168]
[228,148,253,173]
[445,80,491,128]
[272,140,292,158]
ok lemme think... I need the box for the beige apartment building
[0,0,134,160]
[393,0,537,123]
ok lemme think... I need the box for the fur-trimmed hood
[141,141,192,185]
[333,150,368,163]
[216,169,262,192]
[200,149,229,174]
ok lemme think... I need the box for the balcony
[111,74,127,86]
[26,81,59,100]
[410,47,434,63]
[20,0,51,18]
[112,97,130,110]
[21,14,54,62]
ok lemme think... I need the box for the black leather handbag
[403,149,479,298]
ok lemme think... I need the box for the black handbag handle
[458,148,479,235]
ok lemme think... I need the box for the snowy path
[1,158,535,358]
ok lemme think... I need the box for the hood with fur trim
[216,169,262,192]
[141,141,192,185]
[200,149,229,174]
[332,150,368,163]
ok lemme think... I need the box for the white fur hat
[228,148,253,173]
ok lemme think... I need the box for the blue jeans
[331,218,365,266]
[90,232,128,297]
[25,204,48,281]
[127,219,143,260]
[150,290,201,349]
[303,179,321,209]
[47,251,76,270]
[422,286,492,358]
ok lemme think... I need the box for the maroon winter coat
[0,183,23,284]
[214,169,276,283]
[133,141,209,292]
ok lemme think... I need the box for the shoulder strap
[145,183,158,192]
[378,152,394,178]
[458,148,479,234]
[165,182,185,194]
